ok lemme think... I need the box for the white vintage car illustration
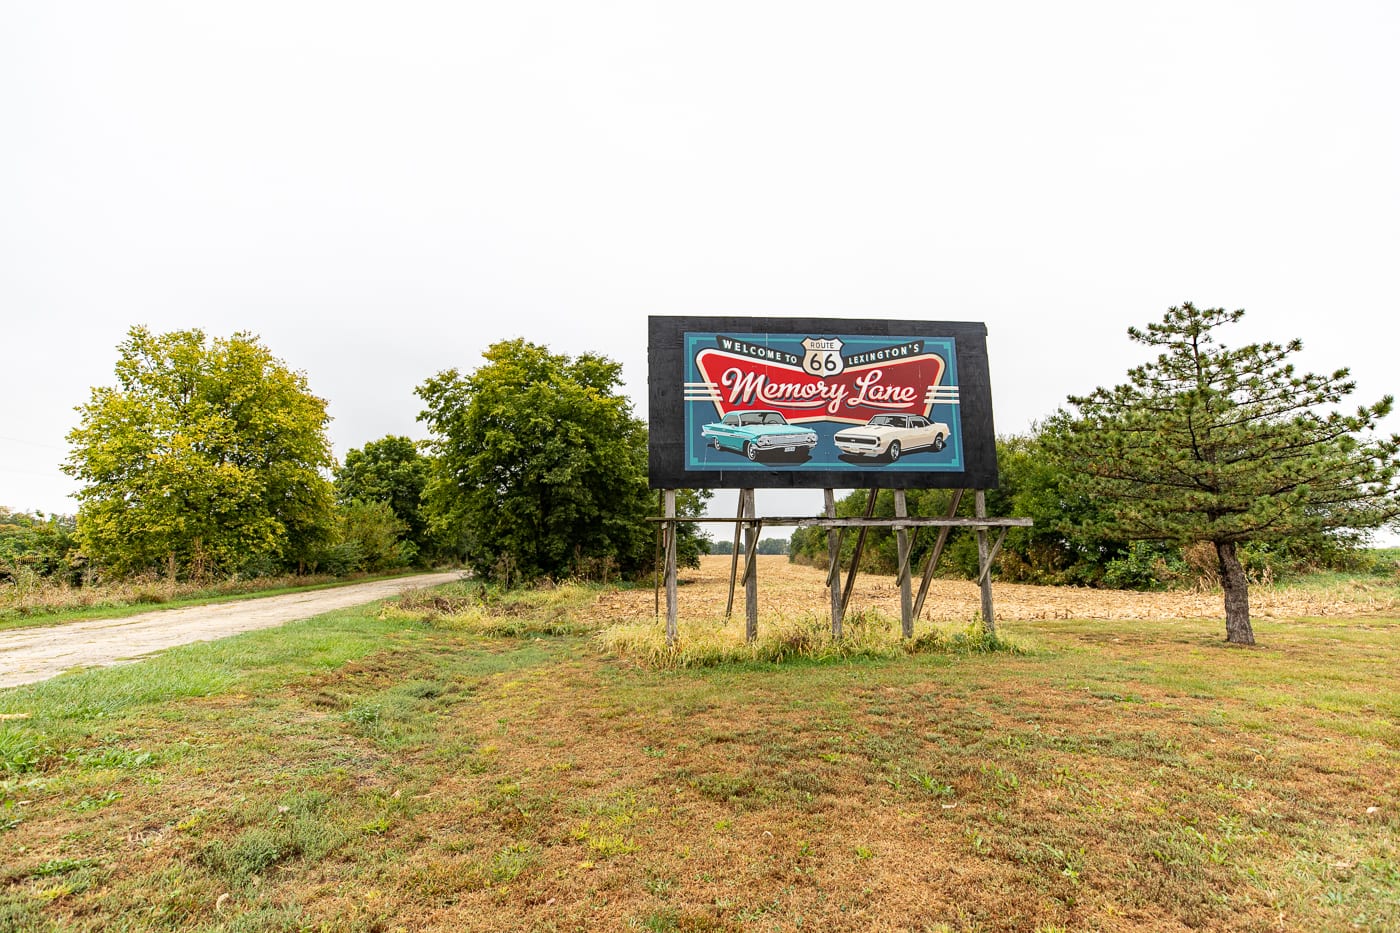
[833,414,951,462]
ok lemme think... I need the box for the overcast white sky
[2,1,1397,530]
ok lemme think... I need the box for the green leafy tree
[334,435,435,561]
[418,339,703,582]
[63,327,335,578]
[321,500,412,574]
[0,508,80,584]
[1052,302,1400,644]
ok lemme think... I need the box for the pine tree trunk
[1215,540,1255,645]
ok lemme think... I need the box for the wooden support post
[978,528,1010,585]
[894,489,914,638]
[653,491,663,620]
[913,489,964,621]
[975,489,996,635]
[660,490,677,644]
[724,494,744,619]
[743,489,758,643]
[839,488,879,618]
[824,489,841,641]
[896,527,920,587]
[664,490,679,646]
[741,519,763,583]
[824,532,845,588]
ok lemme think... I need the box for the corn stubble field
[1,556,1397,932]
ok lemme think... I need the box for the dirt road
[0,572,462,690]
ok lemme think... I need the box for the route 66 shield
[800,337,845,377]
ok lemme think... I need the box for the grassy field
[1,561,1396,931]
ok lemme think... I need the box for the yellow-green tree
[63,327,335,578]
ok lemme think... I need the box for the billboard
[649,316,998,489]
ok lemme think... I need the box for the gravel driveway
[0,572,462,689]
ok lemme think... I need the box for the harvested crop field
[591,554,1400,625]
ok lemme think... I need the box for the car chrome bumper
[757,439,818,450]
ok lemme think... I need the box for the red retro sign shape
[690,348,950,426]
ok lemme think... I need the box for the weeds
[0,725,47,774]
[489,842,538,883]
[386,579,601,636]
[571,822,641,859]
[66,746,154,770]
[28,858,94,879]
[72,790,122,812]
[911,771,955,796]
[197,807,349,884]
[596,613,1021,669]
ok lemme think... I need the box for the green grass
[1271,547,1400,591]
[0,570,443,632]
[1,589,1397,931]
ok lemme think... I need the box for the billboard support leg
[654,490,663,621]
[975,489,996,635]
[724,494,744,619]
[978,528,1010,586]
[664,489,678,646]
[824,489,841,641]
[839,488,879,619]
[913,488,965,621]
[894,489,914,638]
[742,489,758,642]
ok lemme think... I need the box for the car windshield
[869,415,902,427]
[741,412,786,426]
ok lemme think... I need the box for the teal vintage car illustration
[701,410,819,462]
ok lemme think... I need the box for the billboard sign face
[650,317,998,489]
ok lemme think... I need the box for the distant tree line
[708,537,789,556]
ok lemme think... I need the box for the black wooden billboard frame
[648,315,1000,491]
[648,316,1027,645]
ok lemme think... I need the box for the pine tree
[1053,303,1400,644]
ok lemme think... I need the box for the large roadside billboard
[648,316,998,489]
